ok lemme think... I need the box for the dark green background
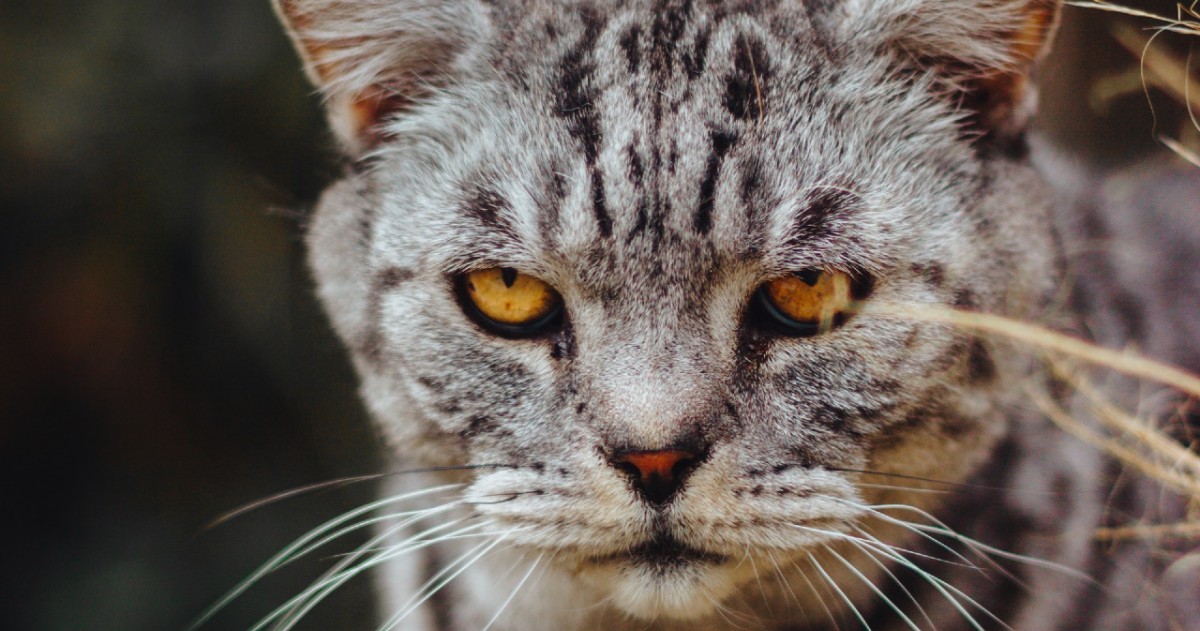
[0,2,1191,630]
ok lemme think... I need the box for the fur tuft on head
[272,0,491,152]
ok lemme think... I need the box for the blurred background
[0,2,1194,630]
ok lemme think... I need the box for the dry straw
[1071,1,1200,164]
[878,302,1200,542]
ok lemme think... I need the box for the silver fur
[262,1,1197,629]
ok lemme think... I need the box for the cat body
[270,1,1197,629]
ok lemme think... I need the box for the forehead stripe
[555,6,613,239]
[694,129,739,235]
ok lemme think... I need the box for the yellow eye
[462,267,563,334]
[756,269,865,336]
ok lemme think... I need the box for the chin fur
[579,560,738,620]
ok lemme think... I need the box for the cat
[246,0,1200,629]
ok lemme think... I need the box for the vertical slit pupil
[501,267,518,288]
[798,269,821,286]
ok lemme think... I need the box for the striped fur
[273,1,1196,629]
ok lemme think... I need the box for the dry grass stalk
[1094,522,1200,541]
[878,302,1200,540]
[876,302,1200,394]
[1030,382,1200,498]
[1074,1,1200,163]
[1066,1,1200,36]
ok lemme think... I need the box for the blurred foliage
[0,1,1192,630]
[1,1,377,630]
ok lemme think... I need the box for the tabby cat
[253,0,1200,629]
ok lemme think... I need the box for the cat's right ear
[828,0,1062,149]
[272,0,488,154]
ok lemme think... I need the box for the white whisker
[188,484,464,631]
[865,502,1094,584]
[828,544,922,631]
[268,518,492,631]
[849,527,938,631]
[809,549,871,630]
[479,551,544,631]
[792,554,845,631]
[274,518,523,631]
[766,550,814,627]
[851,530,1004,631]
[379,525,528,631]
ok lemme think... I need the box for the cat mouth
[594,533,727,567]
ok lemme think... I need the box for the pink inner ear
[350,86,410,147]
[960,4,1059,138]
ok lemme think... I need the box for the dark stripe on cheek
[591,171,612,238]
[620,25,641,74]
[649,0,693,74]
[694,129,738,235]
[910,262,946,288]
[458,414,500,440]
[378,267,416,290]
[684,24,710,77]
[359,267,416,365]
[967,338,997,385]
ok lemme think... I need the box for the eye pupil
[501,267,518,288]
[459,267,563,337]
[751,269,869,337]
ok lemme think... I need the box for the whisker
[745,547,773,612]
[379,532,498,631]
[827,466,1062,497]
[790,522,1003,630]
[851,531,1005,631]
[267,518,492,631]
[864,503,1094,584]
[808,549,871,630]
[850,506,988,573]
[206,475,391,530]
[324,524,511,561]
[766,550,813,626]
[204,465,514,530]
[792,522,971,571]
[845,534,938,631]
[380,526,529,631]
[855,482,956,496]
[827,545,922,631]
[188,484,465,631]
[792,555,845,631]
[480,551,544,631]
[280,501,468,572]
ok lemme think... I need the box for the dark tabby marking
[269,1,1200,630]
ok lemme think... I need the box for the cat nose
[611,448,704,506]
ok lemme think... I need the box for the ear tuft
[964,1,1060,143]
[836,0,1062,146]
[272,0,486,153]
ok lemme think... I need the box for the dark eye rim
[749,269,874,338]
[453,271,566,339]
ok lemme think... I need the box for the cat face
[285,0,1062,621]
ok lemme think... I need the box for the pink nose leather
[615,450,695,483]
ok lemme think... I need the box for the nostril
[617,450,695,479]
[611,448,703,506]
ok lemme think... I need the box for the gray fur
[271,1,1196,629]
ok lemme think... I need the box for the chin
[579,556,740,620]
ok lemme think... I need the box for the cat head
[277,0,1063,621]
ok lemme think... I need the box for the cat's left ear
[272,0,489,153]
[835,0,1062,147]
